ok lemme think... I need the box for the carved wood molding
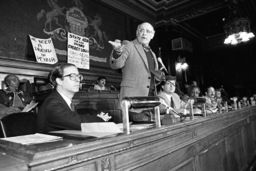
[0,56,122,83]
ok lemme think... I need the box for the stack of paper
[22,100,38,112]
[50,122,122,138]
[1,133,63,145]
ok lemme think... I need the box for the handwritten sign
[29,35,58,64]
[67,32,89,69]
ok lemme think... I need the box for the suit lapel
[133,40,149,70]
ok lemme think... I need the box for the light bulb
[176,63,182,71]
[248,32,255,39]
[181,63,188,69]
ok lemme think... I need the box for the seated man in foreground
[37,64,111,133]
[157,75,193,123]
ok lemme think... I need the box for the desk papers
[50,122,122,138]
[22,101,38,112]
[1,133,63,145]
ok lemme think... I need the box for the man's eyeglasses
[138,29,154,34]
[63,73,83,81]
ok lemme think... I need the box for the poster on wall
[29,35,58,64]
[67,32,89,69]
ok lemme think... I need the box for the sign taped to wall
[67,32,89,69]
[29,35,58,64]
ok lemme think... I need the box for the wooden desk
[0,107,256,171]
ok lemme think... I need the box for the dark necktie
[70,103,75,112]
[170,97,174,108]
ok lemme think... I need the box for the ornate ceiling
[101,0,256,41]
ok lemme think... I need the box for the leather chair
[0,112,37,138]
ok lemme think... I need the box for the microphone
[158,57,168,73]
[110,85,117,91]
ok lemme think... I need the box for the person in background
[109,22,160,108]
[188,85,202,114]
[94,76,110,91]
[191,81,198,87]
[204,86,218,113]
[0,74,33,117]
[37,64,111,133]
[189,85,201,98]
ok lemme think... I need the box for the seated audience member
[215,88,228,112]
[253,94,256,101]
[94,76,110,91]
[37,64,111,133]
[188,85,202,114]
[191,81,198,87]
[0,74,33,117]
[250,96,255,106]
[240,96,249,107]
[157,75,193,117]
[215,89,222,102]
[204,86,218,113]
[37,71,55,92]
[189,85,201,98]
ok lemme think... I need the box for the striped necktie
[70,103,75,112]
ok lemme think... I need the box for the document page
[1,133,63,145]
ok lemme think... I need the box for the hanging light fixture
[223,0,254,45]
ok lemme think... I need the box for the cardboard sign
[29,35,58,64]
[67,32,89,69]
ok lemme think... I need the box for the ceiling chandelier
[223,0,255,45]
[224,18,255,45]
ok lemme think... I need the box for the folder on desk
[1,133,63,145]
[50,122,122,138]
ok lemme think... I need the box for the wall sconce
[175,57,188,72]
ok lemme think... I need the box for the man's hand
[97,112,112,122]
[108,39,124,52]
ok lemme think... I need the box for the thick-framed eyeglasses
[62,73,83,81]
[138,29,154,34]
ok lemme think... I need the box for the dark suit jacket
[37,91,103,133]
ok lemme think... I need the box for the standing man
[37,64,111,133]
[109,22,160,108]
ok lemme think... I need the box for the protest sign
[67,32,89,69]
[29,35,58,64]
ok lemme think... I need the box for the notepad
[22,101,38,112]
[1,133,63,145]
[50,122,123,138]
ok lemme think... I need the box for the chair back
[0,112,37,138]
